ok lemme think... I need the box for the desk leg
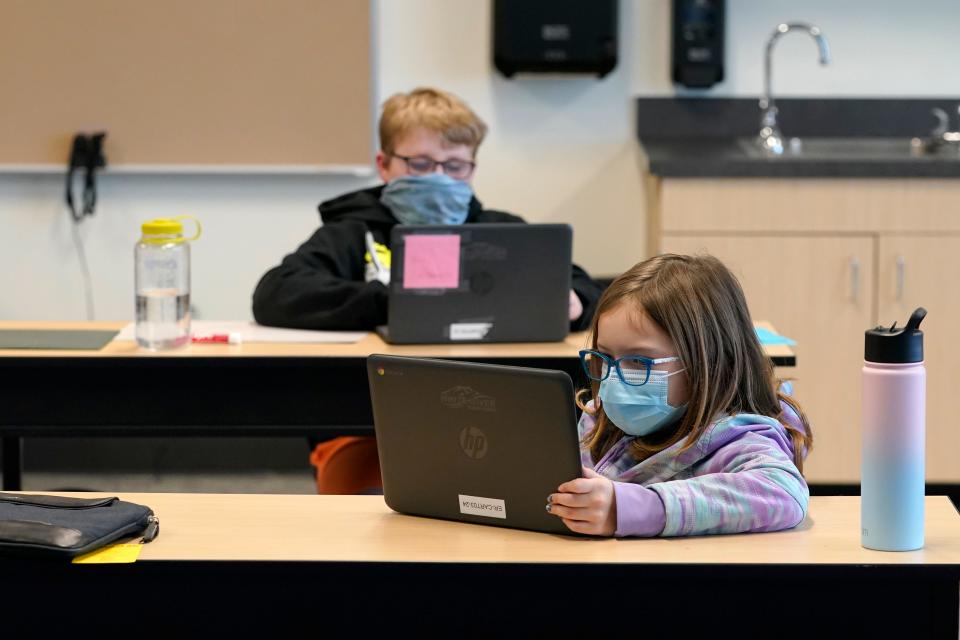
[2,436,23,491]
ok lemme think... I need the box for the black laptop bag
[0,492,159,558]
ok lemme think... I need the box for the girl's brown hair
[578,254,812,473]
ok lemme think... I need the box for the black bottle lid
[864,307,926,363]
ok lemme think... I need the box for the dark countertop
[642,137,960,178]
[638,98,960,178]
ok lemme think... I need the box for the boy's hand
[546,467,617,536]
[568,290,583,321]
[365,259,390,286]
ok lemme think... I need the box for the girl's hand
[546,467,617,536]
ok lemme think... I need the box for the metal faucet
[912,106,960,155]
[758,23,831,156]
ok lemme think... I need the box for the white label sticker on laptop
[458,494,507,519]
[450,322,493,341]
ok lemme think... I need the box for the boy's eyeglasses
[389,153,476,180]
[578,349,681,387]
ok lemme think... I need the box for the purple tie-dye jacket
[579,401,809,537]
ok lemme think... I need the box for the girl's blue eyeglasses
[578,349,681,387]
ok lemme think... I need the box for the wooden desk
[0,320,796,362]
[0,321,795,491]
[1,494,956,635]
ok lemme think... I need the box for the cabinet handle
[849,257,860,302]
[895,256,906,302]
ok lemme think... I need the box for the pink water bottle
[861,307,926,551]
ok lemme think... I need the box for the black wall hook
[65,132,107,222]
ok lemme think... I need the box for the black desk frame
[0,351,796,490]
[0,560,955,635]
[0,355,583,490]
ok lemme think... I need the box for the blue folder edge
[754,326,797,346]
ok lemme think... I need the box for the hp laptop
[377,223,572,344]
[367,354,583,535]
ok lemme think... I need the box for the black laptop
[377,223,572,344]
[367,354,583,535]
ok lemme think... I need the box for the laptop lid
[383,223,572,344]
[367,354,583,535]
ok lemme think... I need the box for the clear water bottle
[861,307,926,551]
[134,217,202,350]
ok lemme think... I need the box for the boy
[252,87,603,331]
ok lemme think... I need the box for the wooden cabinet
[876,237,960,482]
[650,178,960,483]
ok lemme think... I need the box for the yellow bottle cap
[140,216,202,244]
[141,218,183,235]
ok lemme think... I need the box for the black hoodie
[252,185,604,331]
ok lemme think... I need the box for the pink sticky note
[403,234,461,289]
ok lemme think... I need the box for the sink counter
[642,137,960,178]
[638,97,960,178]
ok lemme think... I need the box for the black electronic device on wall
[493,0,618,78]
[672,0,725,88]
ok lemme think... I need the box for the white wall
[714,0,960,98]
[3,0,959,321]
[0,173,372,321]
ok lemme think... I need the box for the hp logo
[459,426,488,460]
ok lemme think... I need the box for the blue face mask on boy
[380,173,473,225]
[599,367,688,437]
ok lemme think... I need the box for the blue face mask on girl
[380,173,473,226]
[599,363,688,437]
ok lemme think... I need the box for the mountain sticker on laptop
[440,386,496,412]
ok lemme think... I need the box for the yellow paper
[72,543,143,564]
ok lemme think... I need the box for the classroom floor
[19,437,317,494]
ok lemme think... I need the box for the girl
[546,254,812,537]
